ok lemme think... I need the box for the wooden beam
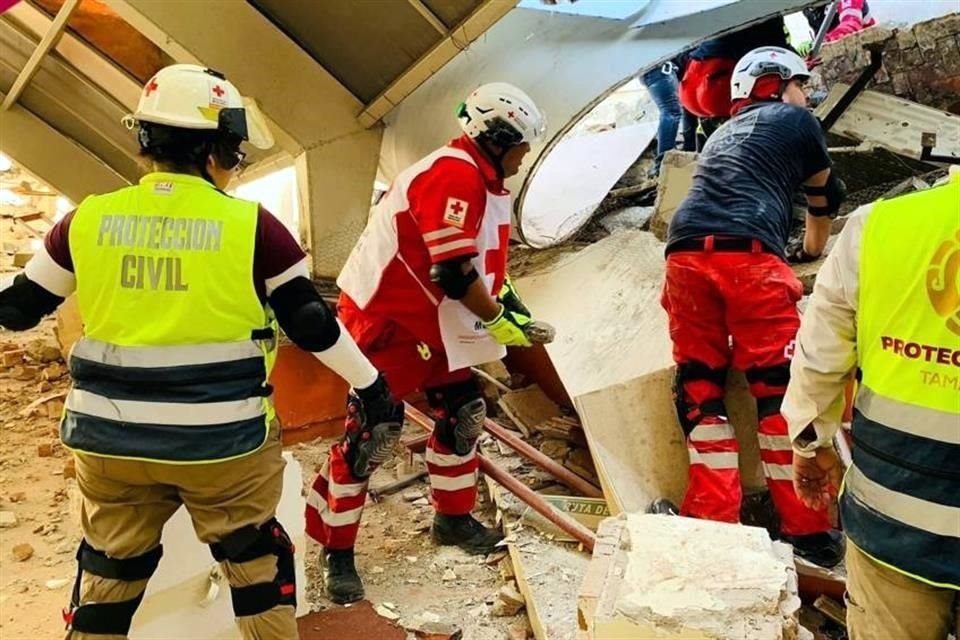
[1,0,81,111]
[357,0,518,127]
[406,0,448,35]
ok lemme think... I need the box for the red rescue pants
[305,317,477,550]
[661,244,830,536]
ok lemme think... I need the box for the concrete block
[580,514,801,640]
[649,151,698,242]
[914,13,960,51]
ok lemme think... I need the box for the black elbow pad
[0,274,63,331]
[804,174,847,218]
[268,277,341,352]
[429,260,479,300]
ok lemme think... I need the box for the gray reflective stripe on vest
[846,465,960,538]
[66,389,265,426]
[71,338,263,368]
[857,386,960,445]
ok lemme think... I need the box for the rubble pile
[816,13,960,114]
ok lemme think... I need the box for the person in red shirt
[306,83,552,604]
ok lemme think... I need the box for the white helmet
[457,82,546,147]
[730,47,809,102]
[129,64,273,149]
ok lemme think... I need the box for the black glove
[785,239,821,264]
[345,374,405,479]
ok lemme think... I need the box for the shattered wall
[816,13,960,114]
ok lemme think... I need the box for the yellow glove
[483,305,533,347]
[498,275,531,317]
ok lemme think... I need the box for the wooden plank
[482,446,589,640]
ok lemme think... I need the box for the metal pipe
[405,404,597,551]
[482,417,604,498]
[810,0,839,60]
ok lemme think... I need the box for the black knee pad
[426,378,486,455]
[63,540,162,635]
[209,518,296,617]
[673,361,728,436]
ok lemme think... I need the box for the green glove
[796,41,813,57]
[497,275,531,317]
[483,304,533,347]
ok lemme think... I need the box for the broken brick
[8,492,26,503]
[0,511,18,528]
[37,443,53,458]
[1,349,24,367]
[63,458,76,480]
[41,363,66,382]
[411,622,463,640]
[507,621,532,640]
[12,543,34,562]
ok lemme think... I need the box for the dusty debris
[62,457,76,480]
[0,511,19,528]
[375,602,401,621]
[12,542,35,562]
[649,150,698,242]
[539,439,571,461]
[498,385,562,438]
[45,578,71,590]
[7,492,26,503]
[507,621,533,640]
[408,621,463,640]
[441,568,457,582]
[2,348,25,367]
[497,582,526,615]
[580,515,800,640]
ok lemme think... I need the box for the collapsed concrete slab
[516,231,765,514]
[579,514,801,640]
[649,150,698,242]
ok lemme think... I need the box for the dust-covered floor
[292,436,531,639]
[0,320,530,640]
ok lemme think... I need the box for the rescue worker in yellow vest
[0,64,402,639]
[783,168,959,639]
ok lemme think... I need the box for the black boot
[432,513,503,555]
[647,498,680,515]
[780,530,845,569]
[323,548,365,604]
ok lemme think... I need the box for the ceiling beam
[104,0,365,153]
[358,0,518,128]
[406,0,448,35]
[0,94,128,203]
[0,17,143,184]
[1,0,80,111]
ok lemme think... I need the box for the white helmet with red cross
[130,64,273,149]
[457,82,547,148]
[730,47,809,102]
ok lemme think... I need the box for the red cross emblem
[450,200,465,215]
[144,79,158,96]
[507,111,515,119]
[212,85,225,98]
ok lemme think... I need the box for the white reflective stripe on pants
[66,389,264,426]
[689,422,736,442]
[429,472,478,492]
[758,434,793,451]
[307,489,364,527]
[763,463,794,481]
[688,449,738,469]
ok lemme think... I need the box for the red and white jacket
[337,136,512,371]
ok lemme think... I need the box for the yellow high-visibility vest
[62,172,278,464]
[843,173,960,589]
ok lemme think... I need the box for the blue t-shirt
[667,102,831,259]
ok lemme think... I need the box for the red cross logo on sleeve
[144,79,158,96]
[212,85,225,98]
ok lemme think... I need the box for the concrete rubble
[579,515,802,640]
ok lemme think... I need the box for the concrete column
[295,127,384,278]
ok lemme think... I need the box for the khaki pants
[67,426,298,640]
[846,542,958,640]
